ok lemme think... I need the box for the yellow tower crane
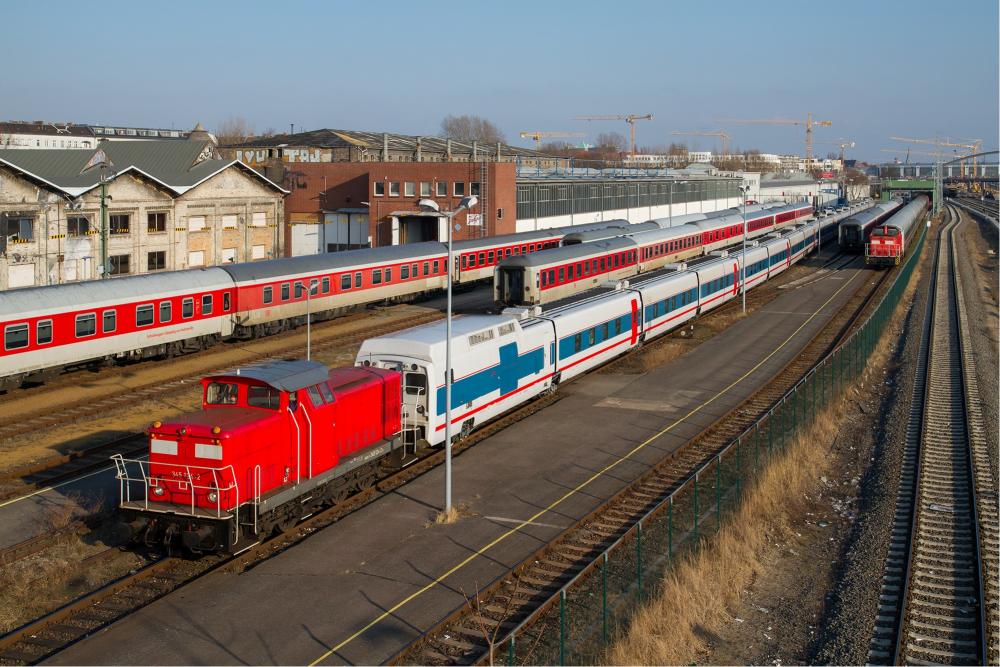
[573,114,653,157]
[891,136,985,191]
[670,130,731,156]
[717,113,832,166]
[519,131,585,149]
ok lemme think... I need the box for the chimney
[446,138,452,161]
[382,133,389,162]
[416,136,422,162]
[472,140,478,162]
[497,142,502,162]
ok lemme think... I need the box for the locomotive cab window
[247,385,279,410]
[76,313,97,338]
[207,382,239,405]
[4,324,28,350]
[136,305,154,327]
[36,320,52,345]
[318,383,334,403]
[201,295,213,315]
[182,298,194,319]
[103,310,116,333]
[306,384,324,407]
[404,371,426,396]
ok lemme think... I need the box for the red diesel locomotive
[114,360,402,553]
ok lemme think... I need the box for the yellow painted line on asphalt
[310,268,863,665]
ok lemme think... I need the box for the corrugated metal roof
[230,128,551,159]
[220,242,446,282]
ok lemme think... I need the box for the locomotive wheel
[356,471,376,492]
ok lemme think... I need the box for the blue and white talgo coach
[356,218,823,450]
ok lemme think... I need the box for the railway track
[0,308,444,441]
[0,243,849,664]
[392,250,892,665]
[868,205,998,665]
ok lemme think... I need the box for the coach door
[496,266,524,305]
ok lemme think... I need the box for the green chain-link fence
[497,222,928,666]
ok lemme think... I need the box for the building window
[221,215,238,230]
[389,182,400,197]
[110,214,130,235]
[109,254,130,275]
[147,212,166,233]
[404,182,415,197]
[4,216,33,241]
[188,250,205,267]
[454,182,465,196]
[65,216,89,236]
[374,182,385,197]
[497,208,503,220]
[436,182,447,197]
[251,212,266,227]
[148,251,166,271]
[251,244,266,260]
[221,247,236,263]
[420,182,431,197]
[188,216,206,232]
[471,182,481,196]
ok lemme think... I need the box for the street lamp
[297,278,319,360]
[418,195,479,515]
[739,183,751,314]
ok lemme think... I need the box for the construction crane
[717,113,832,165]
[670,130,731,156]
[890,135,984,182]
[519,131,585,149]
[574,114,653,156]
[880,147,950,160]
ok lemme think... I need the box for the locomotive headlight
[207,491,218,502]
[212,426,221,434]
[152,486,165,497]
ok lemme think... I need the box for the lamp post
[418,195,479,514]
[739,184,750,314]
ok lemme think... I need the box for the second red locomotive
[114,360,402,553]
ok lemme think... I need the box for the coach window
[4,324,28,350]
[103,310,117,332]
[36,320,52,345]
[478,252,485,265]
[461,255,467,269]
[385,267,392,283]
[263,286,273,304]
[202,295,213,315]
[588,329,596,346]
[600,258,606,271]
[341,274,351,290]
[548,270,555,284]
[487,250,494,264]
[541,272,548,287]
[281,283,290,301]
[159,301,172,323]
[136,304,154,327]
[372,269,382,285]
[401,265,410,279]
[76,313,97,338]
[467,254,476,267]
[433,260,439,273]
[574,333,582,353]
[559,267,565,282]
[322,277,330,293]
[223,293,231,311]
[505,248,512,256]
[354,272,362,288]
[182,298,194,319]
[421,262,428,276]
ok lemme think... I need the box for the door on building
[399,215,440,244]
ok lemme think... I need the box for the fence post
[715,455,722,530]
[768,411,774,456]
[559,589,566,666]
[811,369,816,420]
[636,521,643,594]
[736,437,743,499]
[693,473,700,541]
[602,552,608,645]
[508,632,516,666]
[667,496,673,560]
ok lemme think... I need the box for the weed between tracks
[0,496,143,634]
[607,248,924,666]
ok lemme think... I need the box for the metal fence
[496,221,929,665]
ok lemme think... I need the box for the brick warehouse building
[223,129,559,256]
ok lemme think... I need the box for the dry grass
[432,501,474,526]
[607,246,927,666]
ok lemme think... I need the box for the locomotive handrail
[111,454,238,519]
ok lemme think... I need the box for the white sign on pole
[466,213,482,227]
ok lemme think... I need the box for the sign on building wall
[467,213,482,227]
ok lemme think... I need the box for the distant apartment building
[0,139,285,289]
[0,120,199,150]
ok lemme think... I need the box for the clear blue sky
[4,0,996,162]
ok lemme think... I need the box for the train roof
[451,229,557,251]
[221,242,445,283]
[0,267,232,319]
[216,359,330,392]
[561,221,660,243]
[496,237,636,268]
[358,314,521,364]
